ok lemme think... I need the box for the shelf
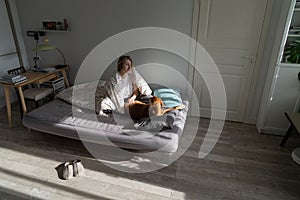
[294,8,300,11]
[40,29,69,33]
[41,20,69,33]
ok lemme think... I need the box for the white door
[192,0,267,121]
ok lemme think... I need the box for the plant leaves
[283,40,300,63]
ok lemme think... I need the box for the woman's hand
[127,95,136,104]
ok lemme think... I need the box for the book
[0,74,23,81]
[13,77,27,84]
[0,74,27,84]
[0,78,27,84]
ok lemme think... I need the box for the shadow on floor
[0,105,300,199]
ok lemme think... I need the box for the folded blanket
[56,80,107,112]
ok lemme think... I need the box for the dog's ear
[151,96,158,103]
[150,97,155,104]
[152,96,165,107]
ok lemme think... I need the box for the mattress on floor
[23,99,188,153]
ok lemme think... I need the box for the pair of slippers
[61,159,84,180]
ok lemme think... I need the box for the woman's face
[120,58,132,76]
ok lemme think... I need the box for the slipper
[62,161,73,180]
[72,159,84,177]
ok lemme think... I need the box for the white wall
[14,0,193,91]
[0,0,20,108]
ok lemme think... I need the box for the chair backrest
[7,66,26,76]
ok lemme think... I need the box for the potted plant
[283,40,300,64]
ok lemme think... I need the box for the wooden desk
[0,66,70,128]
[280,112,300,146]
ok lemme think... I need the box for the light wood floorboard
[0,104,299,200]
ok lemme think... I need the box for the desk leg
[61,70,70,87]
[3,86,12,128]
[17,87,27,114]
[280,125,294,147]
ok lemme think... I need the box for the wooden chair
[7,66,54,118]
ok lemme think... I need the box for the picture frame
[42,20,68,31]
[42,21,57,30]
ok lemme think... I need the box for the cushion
[153,88,183,108]
[24,87,53,101]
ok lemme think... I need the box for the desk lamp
[32,44,66,69]
[27,30,45,68]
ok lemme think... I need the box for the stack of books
[0,74,28,84]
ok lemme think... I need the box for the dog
[127,96,185,120]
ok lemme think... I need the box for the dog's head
[148,96,164,116]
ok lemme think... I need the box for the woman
[116,55,139,105]
[102,55,152,114]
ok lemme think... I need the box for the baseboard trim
[260,126,288,136]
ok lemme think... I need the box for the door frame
[256,0,296,133]
[4,0,29,68]
[188,0,273,123]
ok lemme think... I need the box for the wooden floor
[0,104,300,200]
